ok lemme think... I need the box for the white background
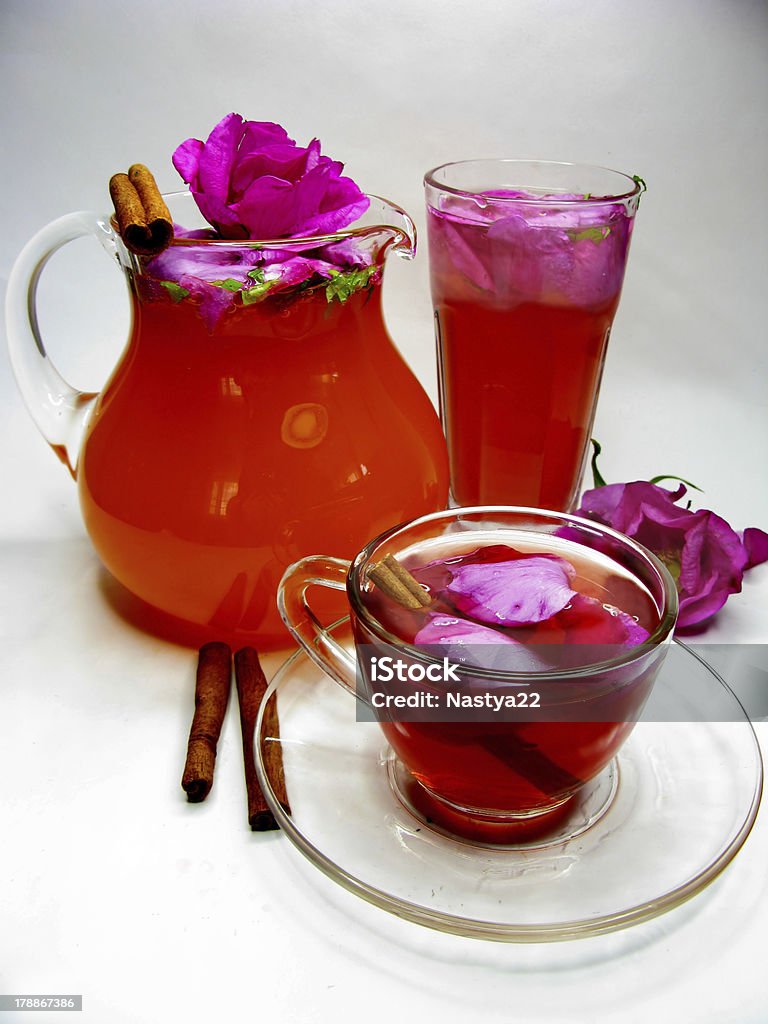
[1,2,767,1023]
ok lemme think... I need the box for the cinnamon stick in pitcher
[181,642,232,802]
[109,163,173,256]
[234,647,290,831]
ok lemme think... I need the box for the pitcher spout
[353,194,416,264]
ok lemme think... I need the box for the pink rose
[173,113,369,239]
[576,481,768,632]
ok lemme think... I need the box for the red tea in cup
[360,532,661,828]
[279,508,677,844]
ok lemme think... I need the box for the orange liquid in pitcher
[78,282,448,647]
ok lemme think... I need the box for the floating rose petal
[615,608,651,647]
[414,613,549,672]
[147,243,260,284]
[415,614,520,646]
[178,275,237,332]
[446,556,577,626]
[548,595,650,670]
[427,189,633,307]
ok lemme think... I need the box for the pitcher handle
[5,211,121,478]
[278,556,358,696]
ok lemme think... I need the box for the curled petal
[195,112,245,200]
[238,120,293,151]
[614,608,651,646]
[743,527,768,570]
[172,138,205,190]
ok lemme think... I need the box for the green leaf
[247,267,266,284]
[160,281,190,303]
[567,226,610,244]
[648,474,703,492]
[325,265,377,304]
[211,278,244,292]
[590,438,607,489]
[241,280,274,305]
[632,174,648,193]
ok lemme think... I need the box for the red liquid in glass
[435,296,617,510]
[426,196,634,512]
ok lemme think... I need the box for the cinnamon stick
[181,642,232,802]
[368,555,431,609]
[109,163,173,256]
[480,733,582,796]
[382,554,432,606]
[234,647,290,831]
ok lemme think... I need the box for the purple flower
[173,113,369,240]
[576,481,767,632]
[446,556,577,627]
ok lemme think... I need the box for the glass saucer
[255,624,763,942]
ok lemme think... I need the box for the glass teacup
[278,507,678,843]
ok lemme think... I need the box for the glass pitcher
[6,192,449,646]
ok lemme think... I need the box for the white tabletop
[2,3,767,1022]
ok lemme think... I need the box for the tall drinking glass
[425,160,642,510]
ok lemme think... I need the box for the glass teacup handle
[5,212,120,478]
[278,556,358,696]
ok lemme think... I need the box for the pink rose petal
[414,613,548,672]
[446,556,577,626]
[414,614,518,646]
[743,527,768,570]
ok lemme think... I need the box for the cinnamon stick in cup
[234,647,291,831]
[368,554,431,610]
[181,642,232,802]
[109,163,173,256]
